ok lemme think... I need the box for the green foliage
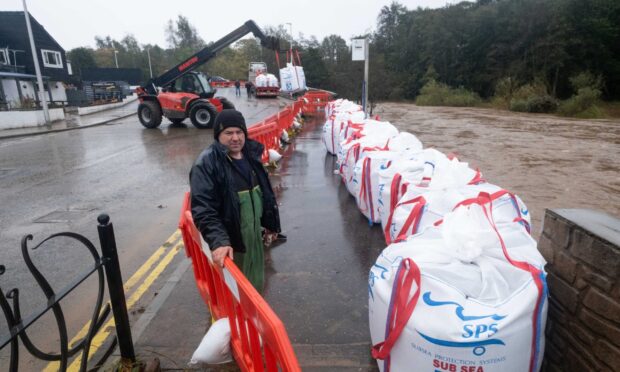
[79,1,620,105]
[510,96,558,113]
[416,80,481,107]
[493,77,519,107]
[507,81,558,113]
[559,87,602,117]
[557,72,604,117]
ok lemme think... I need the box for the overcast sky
[5,0,453,50]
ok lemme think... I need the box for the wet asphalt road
[0,87,287,367]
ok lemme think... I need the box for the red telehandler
[135,21,280,129]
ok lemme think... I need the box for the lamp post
[146,48,153,78]
[286,22,293,44]
[114,50,119,68]
[22,0,49,123]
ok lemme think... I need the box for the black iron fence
[0,214,135,371]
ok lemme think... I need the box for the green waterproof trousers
[233,185,265,292]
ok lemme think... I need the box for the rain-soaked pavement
[264,119,383,369]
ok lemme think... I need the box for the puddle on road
[375,103,620,238]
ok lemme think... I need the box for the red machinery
[135,21,279,129]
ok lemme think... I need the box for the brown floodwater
[374,103,620,238]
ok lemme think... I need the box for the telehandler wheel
[190,102,218,129]
[217,97,235,110]
[138,101,163,128]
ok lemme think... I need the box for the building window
[41,49,63,68]
[0,49,8,65]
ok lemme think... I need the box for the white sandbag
[281,129,290,144]
[255,74,267,87]
[280,63,304,92]
[189,317,233,366]
[369,204,547,372]
[268,149,282,163]
[322,110,364,155]
[295,66,307,90]
[385,131,423,153]
[338,120,399,181]
[353,151,403,224]
[376,157,428,231]
[267,74,279,87]
[376,149,449,231]
[334,114,366,158]
[428,157,483,189]
[386,185,531,244]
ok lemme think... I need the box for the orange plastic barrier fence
[247,99,304,163]
[302,90,333,115]
[211,81,235,87]
[179,192,301,372]
[246,92,329,163]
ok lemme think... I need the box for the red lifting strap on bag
[475,192,545,372]
[394,196,427,243]
[371,258,421,370]
[384,174,409,244]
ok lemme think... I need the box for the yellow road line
[44,230,183,371]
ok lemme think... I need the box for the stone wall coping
[549,208,620,246]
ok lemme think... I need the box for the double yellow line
[44,230,184,371]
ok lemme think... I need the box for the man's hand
[212,246,233,267]
[263,230,278,247]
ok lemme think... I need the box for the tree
[67,47,96,76]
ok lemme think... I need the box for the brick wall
[539,209,620,371]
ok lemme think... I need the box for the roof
[0,11,65,51]
[0,71,49,79]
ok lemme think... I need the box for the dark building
[0,11,71,109]
[0,11,70,81]
[81,68,143,86]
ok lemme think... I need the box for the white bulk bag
[338,120,398,170]
[387,186,531,245]
[334,111,366,157]
[376,157,428,231]
[376,149,449,231]
[280,63,304,92]
[267,74,279,87]
[428,158,483,189]
[189,317,233,366]
[353,151,403,224]
[369,203,547,372]
[322,117,335,154]
[323,110,365,155]
[385,131,423,153]
[340,127,397,192]
[255,74,268,87]
[294,66,307,90]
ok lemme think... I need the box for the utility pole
[352,37,369,117]
[363,38,369,117]
[22,0,49,124]
[146,48,153,78]
[114,50,119,68]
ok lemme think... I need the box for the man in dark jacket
[245,80,254,97]
[189,109,281,292]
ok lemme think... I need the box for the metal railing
[0,214,135,371]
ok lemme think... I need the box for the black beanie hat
[213,109,248,141]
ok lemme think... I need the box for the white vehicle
[248,62,279,97]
